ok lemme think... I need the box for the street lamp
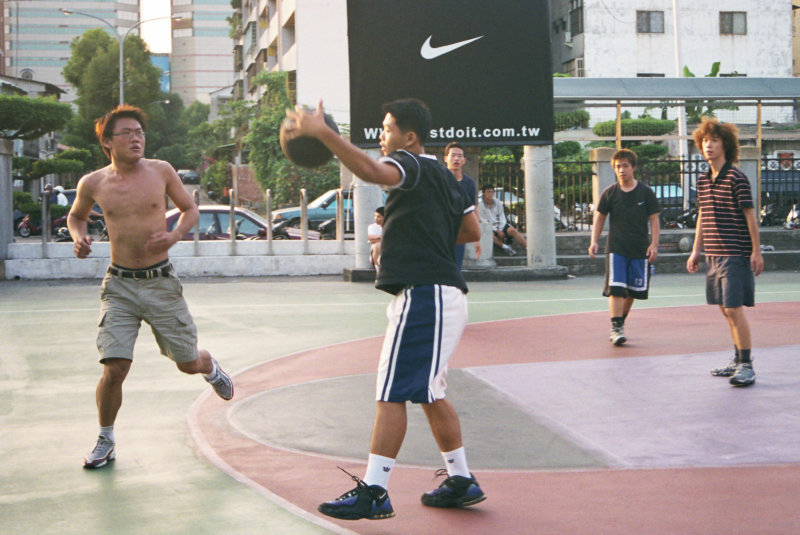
[59,9,178,106]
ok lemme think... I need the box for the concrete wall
[4,239,356,280]
[581,0,792,78]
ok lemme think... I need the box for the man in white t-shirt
[368,206,384,269]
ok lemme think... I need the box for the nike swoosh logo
[420,35,484,60]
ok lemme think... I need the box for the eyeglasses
[111,129,146,139]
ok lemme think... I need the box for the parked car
[166,205,319,240]
[177,169,201,184]
[272,189,354,232]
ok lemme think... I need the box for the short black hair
[375,206,384,216]
[445,141,464,157]
[381,98,431,145]
[481,184,495,192]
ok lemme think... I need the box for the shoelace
[92,436,112,453]
[336,466,367,488]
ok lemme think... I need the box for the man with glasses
[67,105,233,469]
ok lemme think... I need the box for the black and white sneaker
[609,325,626,346]
[711,358,738,377]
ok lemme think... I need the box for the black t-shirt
[597,181,660,258]
[375,150,473,295]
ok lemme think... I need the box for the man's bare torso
[84,159,171,268]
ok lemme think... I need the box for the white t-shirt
[367,223,382,240]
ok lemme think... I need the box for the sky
[139,1,171,54]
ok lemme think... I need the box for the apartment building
[1,1,140,102]
[231,0,349,124]
[170,0,234,105]
[551,0,793,79]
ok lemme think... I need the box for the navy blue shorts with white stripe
[376,285,468,404]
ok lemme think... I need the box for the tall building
[231,0,349,124]
[550,0,793,78]
[1,1,140,102]
[170,0,234,105]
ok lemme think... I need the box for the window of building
[637,11,664,34]
[569,0,583,36]
[720,11,747,35]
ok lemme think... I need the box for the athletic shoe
[318,468,394,520]
[205,358,233,400]
[710,358,737,377]
[83,435,115,469]
[729,362,756,387]
[502,244,516,256]
[421,469,486,508]
[609,325,626,346]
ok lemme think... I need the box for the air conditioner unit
[564,31,573,46]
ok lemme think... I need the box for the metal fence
[480,156,800,233]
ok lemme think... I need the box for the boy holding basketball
[283,98,484,520]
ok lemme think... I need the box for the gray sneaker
[609,325,626,346]
[710,359,737,377]
[205,358,234,400]
[729,362,755,387]
[83,435,115,469]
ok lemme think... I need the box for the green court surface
[1,271,797,534]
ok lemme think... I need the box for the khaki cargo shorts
[97,268,199,364]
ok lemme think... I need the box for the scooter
[784,204,800,230]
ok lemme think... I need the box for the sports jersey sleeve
[379,150,421,191]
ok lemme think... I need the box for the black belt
[108,264,172,280]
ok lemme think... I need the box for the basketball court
[2,272,799,534]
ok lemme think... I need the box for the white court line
[1,290,798,315]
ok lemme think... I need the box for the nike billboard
[346,0,553,147]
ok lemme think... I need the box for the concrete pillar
[352,148,383,269]
[590,147,617,232]
[522,145,557,267]
[0,138,13,263]
[739,145,760,211]
[466,221,496,268]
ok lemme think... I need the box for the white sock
[203,359,218,380]
[441,447,470,478]
[99,425,114,443]
[363,453,395,489]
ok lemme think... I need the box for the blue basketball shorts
[603,253,650,300]
[376,285,468,404]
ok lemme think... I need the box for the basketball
[280,112,339,168]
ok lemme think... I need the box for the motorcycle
[675,207,698,228]
[760,193,780,227]
[17,213,67,238]
[784,204,800,230]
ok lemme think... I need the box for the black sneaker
[711,359,737,377]
[318,467,395,520]
[729,362,756,387]
[421,469,486,508]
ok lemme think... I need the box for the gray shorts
[97,266,199,363]
[705,255,755,308]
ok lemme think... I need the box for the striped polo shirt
[697,162,754,257]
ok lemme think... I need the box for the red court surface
[190,302,800,535]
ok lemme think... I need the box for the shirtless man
[68,105,233,469]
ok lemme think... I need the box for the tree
[61,28,163,169]
[245,72,340,205]
[0,95,72,140]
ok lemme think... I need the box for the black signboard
[346,0,553,147]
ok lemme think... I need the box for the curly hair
[692,116,739,163]
[94,104,148,160]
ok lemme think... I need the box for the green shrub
[592,118,676,137]
[631,144,669,159]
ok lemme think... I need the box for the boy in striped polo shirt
[687,117,763,387]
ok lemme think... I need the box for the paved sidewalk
[1,272,798,534]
